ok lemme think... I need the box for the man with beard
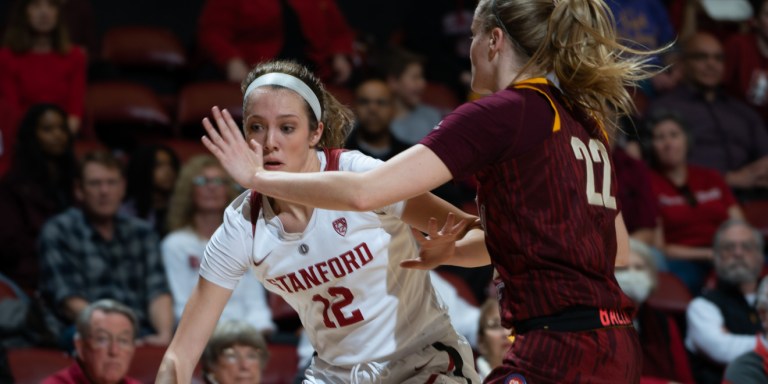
[344,78,410,161]
[685,219,764,384]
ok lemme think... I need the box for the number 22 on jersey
[570,137,617,209]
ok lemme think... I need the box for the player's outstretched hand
[201,106,264,190]
[401,213,468,270]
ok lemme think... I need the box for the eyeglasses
[685,52,725,62]
[356,97,391,107]
[88,333,134,350]
[192,176,226,187]
[219,347,262,365]
[718,241,760,253]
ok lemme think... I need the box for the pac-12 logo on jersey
[332,217,347,237]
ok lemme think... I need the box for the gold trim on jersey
[513,77,561,133]
[511,78,611,143]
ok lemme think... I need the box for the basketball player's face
[651,119,687,168]
[77,163,126,220]
[243,88,323,173]
[469,17,494,94]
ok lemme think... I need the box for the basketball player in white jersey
[156,60,485,384]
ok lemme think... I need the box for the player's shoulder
[336,150,383,173]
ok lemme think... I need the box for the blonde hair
[476,0,664,135]
[242,60,354,148]
[166,155,239,232]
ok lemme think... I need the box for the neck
[358,128,391,148]
[31,35,52,52]
[741,281,758,295]
[87,213,115,241]
[393,98,413,118]
[153,191,169,211]
[663,164,687,186]
[193,211,222,240]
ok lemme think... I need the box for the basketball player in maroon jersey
[202,0,663,382]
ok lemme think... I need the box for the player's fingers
[410,227,428,243]
[451,219,470,235]
[201,135,224,158]
[440,213,456,234]
[399,259,430,270]
[426,217,440,237]
[211,106,236,143]
[221,108,242,142]
[202,117,225,147]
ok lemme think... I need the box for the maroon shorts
[484,326,641,384]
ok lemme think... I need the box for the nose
[108,340,120,356]
[263,127,278,151]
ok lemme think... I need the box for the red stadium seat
[176,82,243,139]
[8,348,73,383]
[84,82,173,147]
[126,345,167,383]
[742,200,768,241]
[263,343,299,384]
[102,26,187,71]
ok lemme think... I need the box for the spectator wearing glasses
[161,155,275,333]
[42,299,140,384]
[202,321,269,384]
[344,78,409,161]
[647,32,768,197]
[685,219,764,384]
[646,109,743,295]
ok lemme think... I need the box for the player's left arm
[399,193,490,269]
[614,212,630,269]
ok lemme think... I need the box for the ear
[490,28,504,50]
[310,121,324,147]
[74,334,84,358]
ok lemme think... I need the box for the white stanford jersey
[200,150,453,366]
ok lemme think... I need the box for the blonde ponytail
[479,0,665,136]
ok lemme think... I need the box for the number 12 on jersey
[312,286,364,328]
[570,137,617,209]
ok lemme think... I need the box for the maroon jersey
[421,78,633,326]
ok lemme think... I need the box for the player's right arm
[614,212,630,268]
[156,277,233,384]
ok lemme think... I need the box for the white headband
[244,73,322,121]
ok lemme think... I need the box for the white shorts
[302,330,480,384]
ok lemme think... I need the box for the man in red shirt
[724,0,768,123]
[42,300,140,384]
